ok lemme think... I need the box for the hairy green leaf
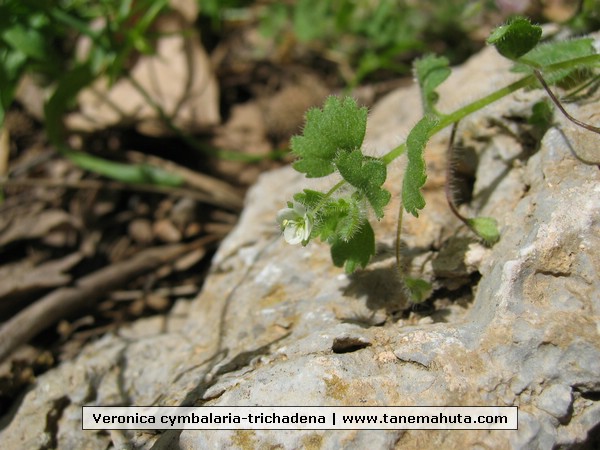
[414,54,451,114]
[466,217,500,245]
[294,191,365,243]
[513,38,596,85]
[528,100,554,138]
[321,198,364,242]
[291,96,368,178]
[331,220,375,273]
[335,149,391,218]
[334,198,364,241]
[293,189,326,209]
[313,205,341,242]
[487,16,542,60]
[402,115,438,217]
[404,277,432,303]
[294,189,332,240]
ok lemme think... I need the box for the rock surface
[1,42,599,449]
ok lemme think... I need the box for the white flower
[277,202,312,245]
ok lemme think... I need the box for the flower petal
[283,223,304,245]
[301,218,312,240]
[277,201,312,245]
[277,207,297,225]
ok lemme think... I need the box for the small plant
[200,0,494,86]
[0,0,201,187]
[0,0,169,129]
[277,17,599,301]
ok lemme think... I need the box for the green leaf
[321,198,363,242]
[313,204,340,241]
[414,54,451,114]
[528,100,554,138]
[513,38,596,85]
[63,149,183,186]
[1,47,28,82]
[293,189,326,209]
[334,149,391,219]
[331,220,375,273]
[0,50,27,125]
[466,217,500,245]
[402,115,438,217]
[2,23,48,61]
[293,189,338,241]
[335,198,364,242]
[404,277,432,303]
[259,3,289,38]
[44,64,96,145]
[487,16,542,60]
[294,189,332,240]
[294,191,365,243]
[291,96,368,178]
[293,0,330,42]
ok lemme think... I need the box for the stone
[1,40,599,449]
[65,9,220,136]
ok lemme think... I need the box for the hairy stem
[382,74,535,164]
[533,69,600,134]
[312,179,346,216]
[382,53,600,165]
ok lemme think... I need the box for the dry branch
[0,237,216,363]
[0,177,241,210]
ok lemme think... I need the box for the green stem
[543,53,600,72]
[381,74,535,164]
[381,53,600,165]
[435,75,535,133]
[311,179,346,216]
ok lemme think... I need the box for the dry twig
[0,177,240,209]
[0,236,217,363]
[126,150,244,210]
